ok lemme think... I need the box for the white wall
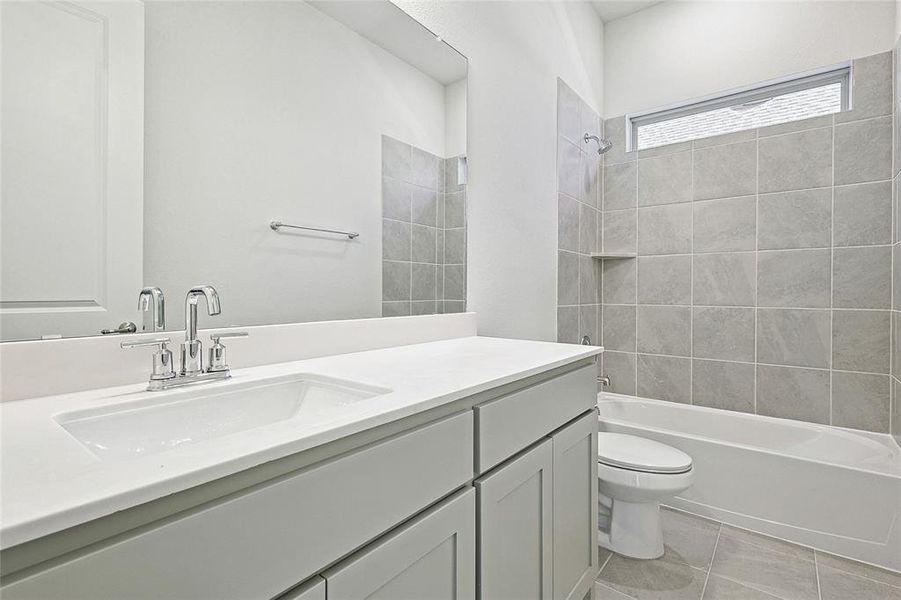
[604,0,896,117]
[896,0,901,40]
[144,1,447,328]
[397,1,605,341]
[445,78,467,158]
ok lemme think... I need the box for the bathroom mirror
[0,0,467,342]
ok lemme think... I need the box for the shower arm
[583,132,613,155]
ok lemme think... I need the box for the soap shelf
[590,252,636,260]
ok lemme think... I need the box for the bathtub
[597,393,901,572]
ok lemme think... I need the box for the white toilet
[597,432,694,559]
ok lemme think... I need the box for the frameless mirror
[0,0,467,342]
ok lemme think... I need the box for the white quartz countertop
[0,335,602,549]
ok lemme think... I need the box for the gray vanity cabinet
[476,439,554,600]
[551,411,599,600]
[323,487,476,600]
[1,361,600,600]
[473,363,598,600]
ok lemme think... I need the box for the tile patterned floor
[594,508,901,600]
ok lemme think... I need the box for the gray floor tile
[710,531,818,600]
[701,575,782,599]
[596,581,638,600]
[818,564,901,600]
[717,526,814,561]
[660,509,721,569]
[815,551,901,589]
[599,553,707,600]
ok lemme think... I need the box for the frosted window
[633,75,846,151]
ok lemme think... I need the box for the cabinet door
[324,488,475,600]
[476,439,553,600]
[551,411,599,600]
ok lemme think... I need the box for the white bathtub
[597,393,901,572]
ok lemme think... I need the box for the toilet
[597,432,694,559]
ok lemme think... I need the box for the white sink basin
[53,374,391,460]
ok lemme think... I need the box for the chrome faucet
[181,286,221,375]
[123,285,248,391]
[138,287,166,332]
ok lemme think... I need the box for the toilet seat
[598,432,692,474]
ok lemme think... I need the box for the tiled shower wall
[893,38,901,444]
[381,135,467,316]
[598,50,895,433]
[556,79,603,348]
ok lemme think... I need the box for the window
[629,64,850,151]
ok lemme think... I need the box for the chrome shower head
[583,133,613,155]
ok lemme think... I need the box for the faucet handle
[209,331,249,344]
[208,332,248,373]
[121,337,171,349]
[121,338,176,381]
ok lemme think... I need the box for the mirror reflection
[0,0,467,342]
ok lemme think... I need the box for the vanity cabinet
[2,412,474,600]
[1,361,599,600]
[323,488,476,600]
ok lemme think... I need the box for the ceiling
[590,1,664,23]
[309,1,467,85]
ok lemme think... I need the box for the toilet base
[598,494,664,559]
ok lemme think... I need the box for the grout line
[593,302,888,313]
[830,113,836,426]
[689,146,695,405]
[700,526,723,600]
[814,550,823,600]
[884,47,901,438]
[634,168,640,393]
[601,351,889,377]
[754,127,760,414]
[598,550,614,575]
[625,244,896,258]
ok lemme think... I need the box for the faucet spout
[181,285,221,375]
[184,286,221,342]
[138,287,166,332]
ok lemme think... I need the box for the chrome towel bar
[269,220,359,239]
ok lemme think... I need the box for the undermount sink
[53,374,392,460]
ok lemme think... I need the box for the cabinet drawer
[324,487,476,600]
[474,364,595,473]
[3,412,474,600]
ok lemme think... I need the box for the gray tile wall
[893,38,901,444]
[599,50,895,434]
[381,136,467,317]
[556,79,603,349]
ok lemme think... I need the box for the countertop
[0,335,602,549]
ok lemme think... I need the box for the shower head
[583,133,613,155]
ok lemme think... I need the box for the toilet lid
[597,433,692,474]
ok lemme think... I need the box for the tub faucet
[181,285,221,375]
[597,375,611,388]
